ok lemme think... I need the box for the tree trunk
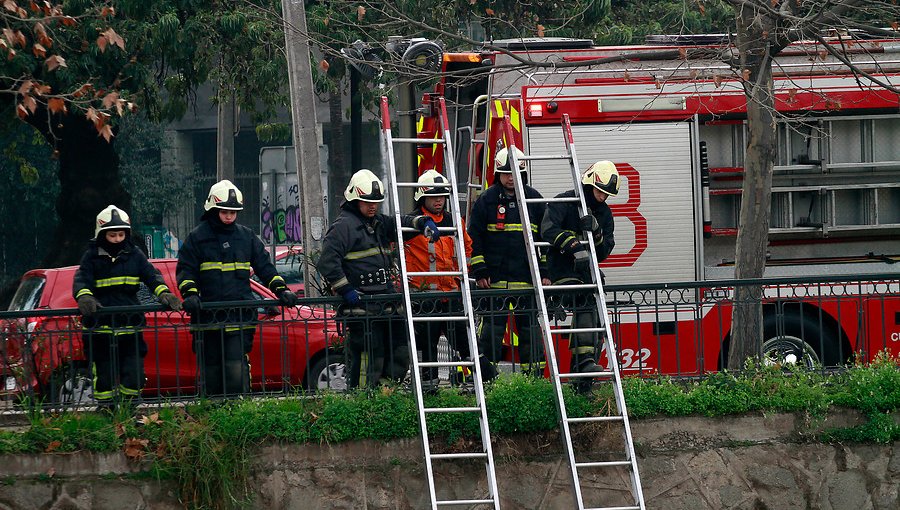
[28,112,130,268]
[727,10,777,370]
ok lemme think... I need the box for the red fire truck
[413,35,900,375]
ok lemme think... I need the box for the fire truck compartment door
[527,121,698,285]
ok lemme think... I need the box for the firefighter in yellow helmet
[468,146,549,381]
[318,169,438,389]
[540,160,618,394]
[403,169,473,391]
[73,205,182,411]
[176,179,298,397]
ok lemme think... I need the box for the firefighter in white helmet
[73,205,182,411]
[540,160,617,394]
[318,169,438,389]
[176,179,298,397]
[467,145,549,381]
[403,169,473,391]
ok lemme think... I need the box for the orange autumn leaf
[32,43,47,58]
[537,24,545,38]
[22,94,36,113]
[48,97,67,114]
[45,440,62,453]
[356,5,365,21]
[319,59,329,72]
[16,103,28,119]
[99,124,114,142]
[485,8,495,16]
[45,54,66,71]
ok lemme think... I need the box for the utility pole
[281,0,326,297]
[216,93,236,181]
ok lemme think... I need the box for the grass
[1,354,898,509]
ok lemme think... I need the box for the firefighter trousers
[84,329,146,403]
[343,305,410,389]
[192,327,254,397]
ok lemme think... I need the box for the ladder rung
[552,327,606,335]
[412,315,469,322]
[420,361,476,368]
[525,196,580,204]
[393,137,445,144]
[407,271,463,277]
[567,415,624,424]
[575,460,633,469]
[399,226,462,233]
[541,284,597,291]
[559,370,614,378]
[520,154,570,161]
[534,240,589,248]
[583,506,641,510]
[424,406,482,414]
[395,182,426,188]
[430,452,489,460]
[436,498,496,507]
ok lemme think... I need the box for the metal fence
[1,273,897,413]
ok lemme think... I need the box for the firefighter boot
[477,355,498,383]
[570,347,603,395]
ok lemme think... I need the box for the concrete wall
[1,411,898,509]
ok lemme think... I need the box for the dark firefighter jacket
[402,206,473,292]
[73,238,171,329]
[176,218,285,324]
[319,202,417,295]
[541,189,615,283]
[468,183,547,288]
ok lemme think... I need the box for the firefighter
[176,180,298,397]
[318,169,438,389]
[468,146,548,381]
[73,205,183,411]
[540,160,617,394]
[403,169,473,391]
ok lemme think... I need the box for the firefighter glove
[421,217,440,242]
[76,295,100,317]
[276,288,298,306]
[579,214,600,233]
[573,249,591,273]
[182,295,203,315]
[158,292,183,312]
[341,288,361,305]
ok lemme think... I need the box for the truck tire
[762,311,843,368]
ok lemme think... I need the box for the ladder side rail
[560,115,646,509]
[497,103,586,508]
[379,96,439,509]
[437,97,501,508]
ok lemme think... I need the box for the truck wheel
[762,312,842,368]
[306,352,347,392]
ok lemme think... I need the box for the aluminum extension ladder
[379,96,501,509]
[497,105,646,510]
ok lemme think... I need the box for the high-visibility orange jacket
[403,207,472,292]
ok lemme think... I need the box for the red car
[1,259,347,404]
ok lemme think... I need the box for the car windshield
[8,276,45,311]
[276,257,304,286]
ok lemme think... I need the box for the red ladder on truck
[379,96,501,509]
[497,103,646,510]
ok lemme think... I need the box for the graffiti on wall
[261,183,303,244]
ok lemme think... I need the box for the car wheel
[56,372,94,406]
[306,353,348,392]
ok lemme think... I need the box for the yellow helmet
[494,147,527,174]
[344,169,385,203]
[582,161,619,197]
[414,169,451,202]
[204,179,244,211]
[95,205,131,237]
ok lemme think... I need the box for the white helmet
[204,179,244,211]
[582,161,619,197]
[414,169,451,202]
[494,147,527,174]
[344,169,385,203]
[95,205,131,237]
